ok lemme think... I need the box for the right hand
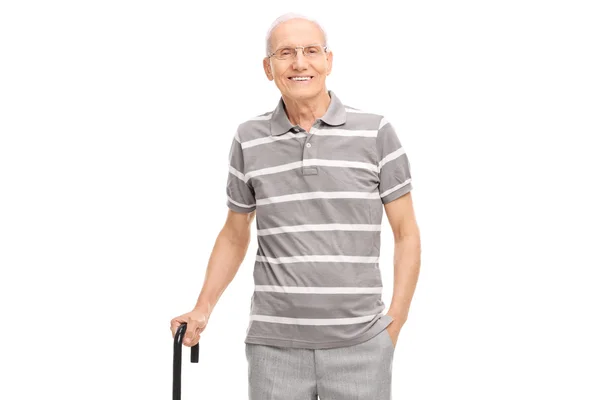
[170,309,209,347]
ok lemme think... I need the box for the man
[170,12,421,399]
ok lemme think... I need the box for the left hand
[384,314,406,348]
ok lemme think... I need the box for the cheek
[314,64,328,76]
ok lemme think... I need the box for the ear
[326,50,333,75]
[263,57,273,81]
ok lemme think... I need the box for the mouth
[288,76,314,83]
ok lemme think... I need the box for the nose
[293,49,308,69]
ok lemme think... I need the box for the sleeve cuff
[381,181,413,204]
[226,198,256,214]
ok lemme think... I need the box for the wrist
[387,308,408,322]
[193,300,213,316]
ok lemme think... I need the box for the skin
[263,18,333,133]
[382,192,421,348]
[170,18,421,351]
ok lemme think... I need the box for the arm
[193,209,256,317]
[384,192,421,325]
[195,127,257,316]
[170,129,257,346]
[374,116,421,343]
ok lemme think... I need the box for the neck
[282,89,331,127]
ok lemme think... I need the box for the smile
[288,76,314,82]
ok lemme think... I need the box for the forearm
[388,234,421,323]
[193,228,251,316]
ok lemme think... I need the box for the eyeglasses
[267,44,328,60]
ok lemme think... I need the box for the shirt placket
[291,123,319,176]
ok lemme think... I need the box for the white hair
[265,12,329,57]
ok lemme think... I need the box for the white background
[1,1,599,399]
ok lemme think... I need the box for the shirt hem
[243,315,394,350]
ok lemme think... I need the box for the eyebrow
[276,43,321,49]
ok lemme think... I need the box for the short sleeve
[376,117,413,204]
[226,131,256,213]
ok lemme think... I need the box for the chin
[289,91,317,100]
[286,86,321,95]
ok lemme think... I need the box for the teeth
[291,77,311,81]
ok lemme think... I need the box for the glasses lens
[276,47,294,59]
[304,46,323,56]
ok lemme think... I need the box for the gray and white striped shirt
[226,90,413,349]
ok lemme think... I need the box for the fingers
[170,312,208,346]
[184,319,200,346]
[184,313,209,346]
[170,316,187,339]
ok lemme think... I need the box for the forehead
[270,19,325,48]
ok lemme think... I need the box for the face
[263,18,333,101]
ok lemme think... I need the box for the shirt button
[306,143,312,148]
[292,128,299,133]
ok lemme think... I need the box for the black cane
[173,322,200,400]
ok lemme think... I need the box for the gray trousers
[245,328,395,400]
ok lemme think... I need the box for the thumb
[184,314,208,346]
[184,320,200,346]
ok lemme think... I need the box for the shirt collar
[269,89,347,136]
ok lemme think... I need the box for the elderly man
[171,12,421,400]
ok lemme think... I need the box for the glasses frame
[267,44,329,60]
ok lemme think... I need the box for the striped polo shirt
[226,89,413,349]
